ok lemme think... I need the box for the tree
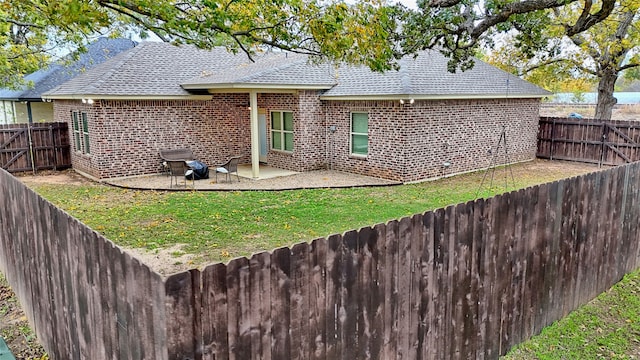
[0,0,622,89]
[0,0,139,88]
[484,0,640,119]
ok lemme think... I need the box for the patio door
[258,110,267,162]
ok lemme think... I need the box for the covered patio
[103,164,400,191]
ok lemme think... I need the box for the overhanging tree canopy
[0,0,620,88]
[484,0,639,119]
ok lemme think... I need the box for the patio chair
[215,155,242,183]
[167,160,194,188]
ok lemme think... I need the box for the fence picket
[396,217,413,360]
[202,263,228,360]
[225,258,243,360]
[249,252,270,360]
[291,242,311,360]
[165,270,196,360]
[309,239,327,360]
[271,247,292,359]
[382,221,399,359]
[356,226,375,359]
[370,223,387,360]
[340,230,358,360]
[324,234,341,358]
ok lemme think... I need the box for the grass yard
[503,268,640,359]
[23,160,599,268]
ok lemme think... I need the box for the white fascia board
[181,83,335,92]
[41,94,214,101]
[319,94,549,101]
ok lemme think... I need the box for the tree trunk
[594,68,618,120]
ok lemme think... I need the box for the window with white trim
[271,111,293,152]
[0,101,16,124]
[71,111,90,154]
[351,112,368,156]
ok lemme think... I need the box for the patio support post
[249,91,260,178]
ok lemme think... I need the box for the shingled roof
[0,38,136,101]
[321,50,549,99]
[181,52,336,90]
[44,42,250,99]
[44,42,550,100]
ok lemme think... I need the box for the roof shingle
[44,42,550,99]
[0,38,136,101]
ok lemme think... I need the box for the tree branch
[619,62,640,72]
[565,0,616,36]
[0,18,45,29]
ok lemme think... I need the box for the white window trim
[270,110,294,153]
[72,111,90,155]
[350,112,369,157]
[72,111,81,153]
[81,112,90,155]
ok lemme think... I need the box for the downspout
[249,91,260,178]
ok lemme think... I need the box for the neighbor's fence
[1,161,640,359]
[0,122,71,173]
[538,116,640,166]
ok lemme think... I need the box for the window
[81,112,90,154]
[271,111,293,152]
[0,101,15,124]
[72,112,81,151]
[351,112,368,156]
[71,111,90,154]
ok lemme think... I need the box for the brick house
[43,42,549,182]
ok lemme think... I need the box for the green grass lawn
[24,160,597,265]
[503,268,640,359]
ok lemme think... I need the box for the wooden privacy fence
[0,122,71,173]
[538,116,640,166]
[1,162,640,359]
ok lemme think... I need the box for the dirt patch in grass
[124,244,198,275]
[15,169,93,186]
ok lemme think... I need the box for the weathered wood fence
[1,161,640,359]
[538,116,640,165]
[0,122,71,173]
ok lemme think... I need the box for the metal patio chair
[215,155,242,183]
[166,160,194,188]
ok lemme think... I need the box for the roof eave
[319,93,550,101]
[41,94,214,101]
[181,83,335,92]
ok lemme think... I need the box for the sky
[397,0,418,9]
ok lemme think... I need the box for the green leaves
[0,0,625,88]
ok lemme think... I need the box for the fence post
[599,123,607,168]
[550,118,556,160]
[49,125,57,171]
[26,123,35,175]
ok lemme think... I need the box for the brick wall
[259,91,326,172]
[53,96,540,182]
[54,96,252,179]
[53,100,98,177]
[323,98,540,182]
[52,93,328,179]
